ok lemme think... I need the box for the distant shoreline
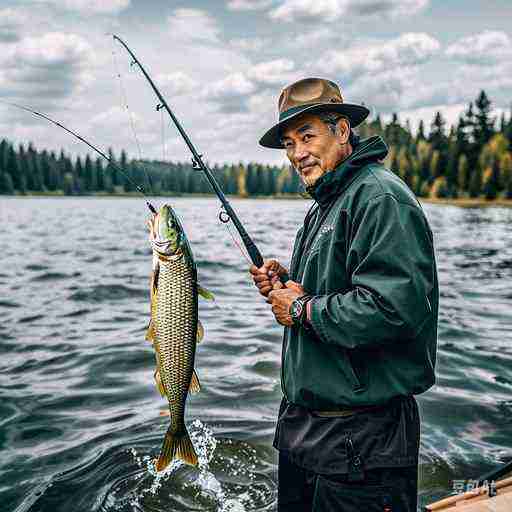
[3,192,512,207]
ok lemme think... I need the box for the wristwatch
[289,294,312,327]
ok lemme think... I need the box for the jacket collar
[306,135,389,208]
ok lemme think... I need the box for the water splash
[130,420,245,511]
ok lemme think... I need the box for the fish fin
[146,320,156,342]
[146,268,158,342]
[196,320,204,343]
[198,285,215,301]
[154,369,166,396]
[159,409,170,417]
[156,426,198,471]
[189,369,201,394]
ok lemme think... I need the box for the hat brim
[259,103,370,149]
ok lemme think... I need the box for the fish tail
[156,425,198,471]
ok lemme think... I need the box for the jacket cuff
[307,296,331,343]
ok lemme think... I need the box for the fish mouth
[149,208,181,256]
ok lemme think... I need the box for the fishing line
[0,100,157,214]
[111,39,154,194]
[222,215,252,266]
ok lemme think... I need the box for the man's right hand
[249,259,289,298]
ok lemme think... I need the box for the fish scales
[154,256,197,436]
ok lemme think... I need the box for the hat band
[278,103,323,122]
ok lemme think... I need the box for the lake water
[1,197,512,512]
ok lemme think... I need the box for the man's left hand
[267,281,305,327]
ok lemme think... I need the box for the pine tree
[6,145,25,193]
[385,113,401,147]
[0,172,14,194]
[457,154,469,194]
[107,148,118,189]
[468,166,482,197]
[75,156,84,194]
[416,120,426,143]
[474,90,495,150]
[95,157,104,191]
[416,140,432,184]
[428,112,448,176]
[445,136,459,197]
[84,155,96,192]
[119,150,128,192]
[499,112,506,134]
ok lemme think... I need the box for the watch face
[290,300,303,320]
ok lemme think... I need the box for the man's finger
[253,274,269,283]
[260,285,272,296]
[249,265,259,275]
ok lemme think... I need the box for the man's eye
[303,134,312,142]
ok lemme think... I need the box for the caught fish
[146,204,214,471]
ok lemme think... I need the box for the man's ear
[336,117,351,144]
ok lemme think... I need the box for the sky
[0,0,511,166]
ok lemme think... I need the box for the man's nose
[294,142,309,161]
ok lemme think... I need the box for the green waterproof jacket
[282,135,438,410]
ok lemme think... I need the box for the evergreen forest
[1,90,511,200]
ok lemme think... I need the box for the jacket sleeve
[308,193,436,350]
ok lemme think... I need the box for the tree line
[1,90,511,200]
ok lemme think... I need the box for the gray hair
[318,111,360,146]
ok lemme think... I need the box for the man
[250,77,438,511]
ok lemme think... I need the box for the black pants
[278,450,418,512]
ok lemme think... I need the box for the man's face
[281,113,351,188]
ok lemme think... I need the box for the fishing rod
[1,100,157,215]
[112,34,290,283]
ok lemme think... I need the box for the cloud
[0,32,92,103]
[446,30,512,65]
[270,0,428,22]
[200,58,297,114]
[168,8,221,43]
[247,58,296,85]
[156,71,197,96]
[30,0,130,14]
[227,0,274,10]
[316,32,440,80]
[0,8,26,43]
[229,37,270,52]
[201,72,256,113]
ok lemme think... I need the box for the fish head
[149,204,185,257]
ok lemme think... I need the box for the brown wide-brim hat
[259,77,370,149]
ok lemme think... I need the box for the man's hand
[249,259,289,298]
[268,281,305,327]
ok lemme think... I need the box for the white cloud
[317,32,440,79]
[168,9,221,43]
[229,37,269,52]
[203,72,256,100]
[0,32,92,101]
[227,0,274,10]
[30,0,130,14]
[270,0,428,22]
[346,68,415,113]
[156,71,197,96]
[446,30,512,64]
[248,58,296,85]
